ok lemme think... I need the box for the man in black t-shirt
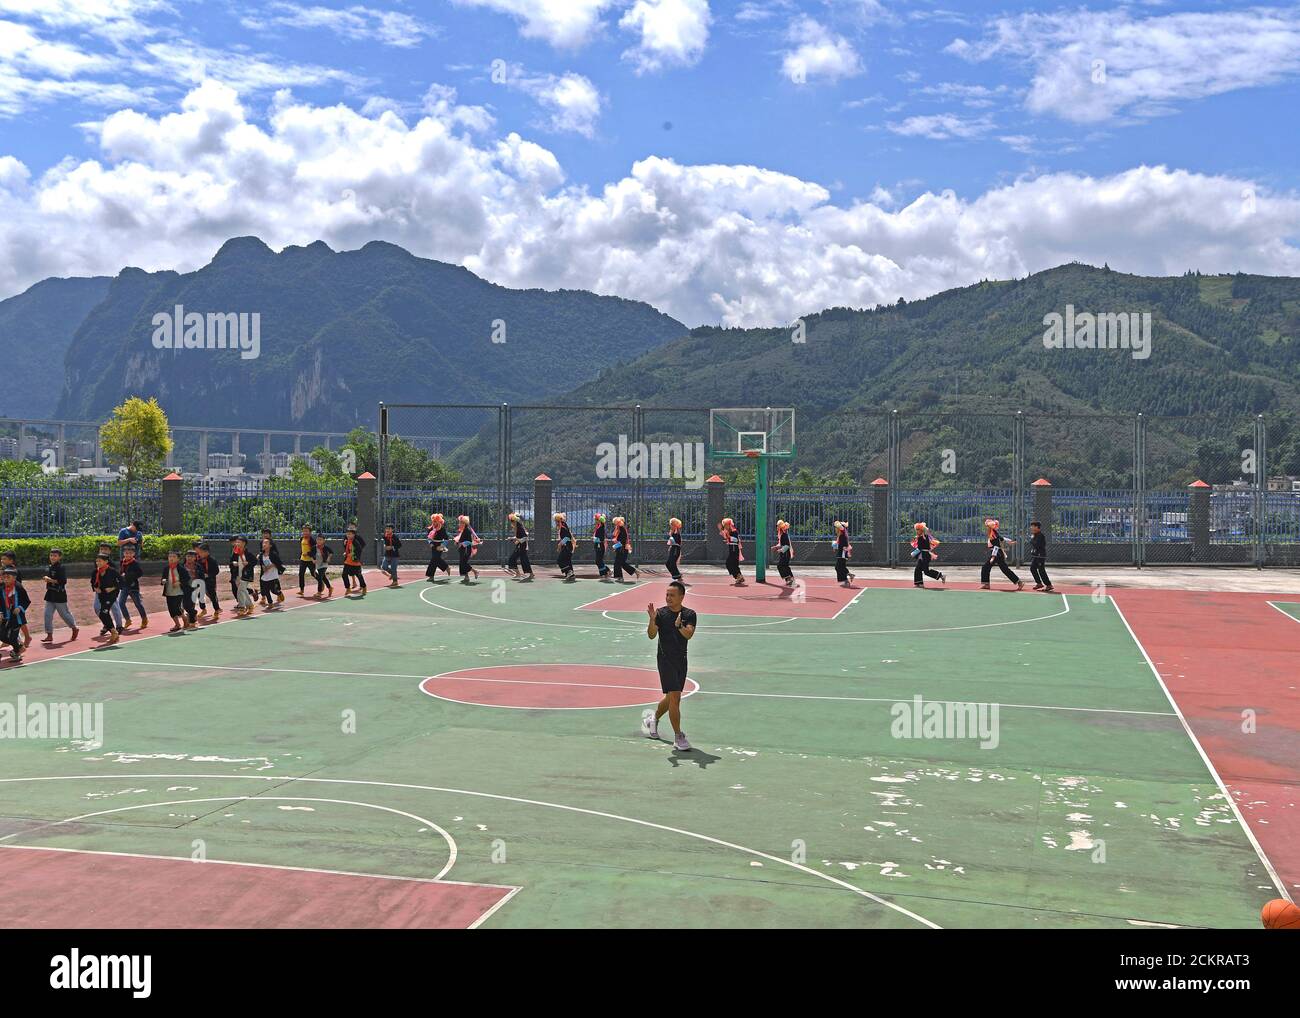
[643,581,697,750]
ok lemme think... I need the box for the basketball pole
[754,453,768,583]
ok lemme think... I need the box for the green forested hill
[54,238,686,431]
[500,264,1300,488]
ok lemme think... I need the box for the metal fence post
[1134,413,1144,566]
[376,402,387,541]
[1012,411,1024,567]
[500,403,510,567]
[887,410,899,566]
[633,405,644,546]
[1256,414,1267,568]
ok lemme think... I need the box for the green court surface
[0,571,1279,929]
[1269,601,1300,623]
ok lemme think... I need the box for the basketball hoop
[744,449,761,458]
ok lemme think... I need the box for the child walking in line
[230,536,256,616]
[507,512,534,580]
[1,552,31,650]
[1,567,27,660]
[834,521,855,587]
[979,518,1023,590]
[183,550,208,619]
[87,553,122,650]
[554,512,576,582]
[773,519,795,586]
[41,548,78,643]
[719,517,745,586]
[161,550,196,631]
[455,515,481,583]
[381,524,402,587]
[314,533,334,598]
[341,524,367,595]
[258,537,286,608]
[611,516,638,582]
[92,552,122,645]
[911,522,945,588]
[665,518,684,581]
[91,542,124,636]
[1029,521,1053,592]
[116,545,148,629]
[426,514,451,582]
[197,543,221,619]
[592,513,611,581]
[297,524,316,596]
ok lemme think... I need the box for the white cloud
[0,18,112,76]
[3,82,1300,329]
[949,8,1300,123]
[620,0,711,73]
[781,16,863,83]
[887,112,993,140]
[499,64,603,136]
[241,3,437,48]
[451,0,614,49]
[138,40,368,94]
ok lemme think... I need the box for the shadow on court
[668,748,722,769]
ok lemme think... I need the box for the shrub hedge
[0,535,203,566]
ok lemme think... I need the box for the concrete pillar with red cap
[356,471,377,562]
[1189,479,1211,561]
[1031,478,1053,541]
[534,474,552,558]
[161,471,184,535]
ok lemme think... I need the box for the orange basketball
[1260,898,1300,929]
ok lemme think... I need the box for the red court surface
[420,664,699,709]
[0,846,515,929]
[1110,588,1300,898]
[579,577,863,619]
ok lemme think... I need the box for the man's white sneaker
[641,710,658,739]
[673,732,691,751]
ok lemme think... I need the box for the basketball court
[0,561,1295,929]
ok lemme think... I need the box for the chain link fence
[372,404,1297,568]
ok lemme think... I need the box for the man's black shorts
[657,657,688,693]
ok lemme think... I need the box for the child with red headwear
[426,513,451,582]
[719,517,745,586]
[665,517,684,581]
[979,518,1023,590]
[911,522,945,588]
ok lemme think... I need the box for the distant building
[1266,476,1300,493]
[0,437,18,460]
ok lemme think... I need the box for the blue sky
[2,0,1300,325]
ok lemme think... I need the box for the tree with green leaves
[340,427,459,484]
[99,397,172,516]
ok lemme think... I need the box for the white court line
[69,656,1166,718]
[599,610,796,629]
[572,580,653,610]
[0,843,517,893]
[0,796,459,882]
[0,773,940,929]
[419,672,700,711]
[0,584,363,672]
[831,582,869,621]
[1109,596,1292,903]
[419,584,1073,637]
[1266,601,1300,625]
[698,688,1177,717]
[81,659,429,680]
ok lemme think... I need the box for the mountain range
[4,242,1300,488]
[36,237,686,431]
